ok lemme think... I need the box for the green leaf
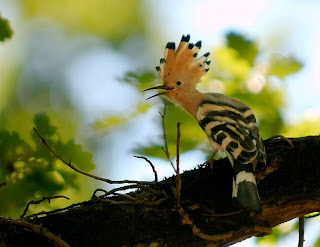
[93,103,152,131]
[93,116,127,130]
[133,144,166,159]
[0,131,32,180]
[267,54,303,79]
[0,15,13,42]
[33,112,57,138]
[213,47,251,80]
[226,32,258,65]
[121,70,158,90]
[53,140,95,171]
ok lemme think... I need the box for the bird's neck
[168,88,205,118]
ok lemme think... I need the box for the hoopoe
[144,34,266,212]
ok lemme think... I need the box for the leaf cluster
[0,113,94,217]
[0,14,13,42]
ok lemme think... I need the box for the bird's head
[143,34,210,103]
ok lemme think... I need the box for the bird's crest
[156,34,210,85]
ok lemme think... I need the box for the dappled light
[1,0,320,246]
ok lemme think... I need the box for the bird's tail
[232,161,262,212]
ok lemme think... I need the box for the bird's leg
[270,135,294,148]
[252,159,258,171]
[202,150,218,169]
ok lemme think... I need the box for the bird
[143,34,266,212]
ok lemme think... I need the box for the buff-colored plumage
[157,35,210,88]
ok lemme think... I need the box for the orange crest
[156,34,210,87]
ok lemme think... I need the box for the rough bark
[1,136,320,247]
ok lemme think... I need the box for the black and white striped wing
[196,93,266,166]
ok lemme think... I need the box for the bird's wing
[197,93,266,165]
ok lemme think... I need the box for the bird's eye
[176,81,182,86]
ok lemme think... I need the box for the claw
[271,135,294,149]
[202,150,218,168]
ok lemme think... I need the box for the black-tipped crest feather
[181,34,190,42]
[195,40,202,48]
[166,42,175,50]
[158,35,211,84]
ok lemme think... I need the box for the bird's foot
[201,155,216,169]
[270,135,294,148]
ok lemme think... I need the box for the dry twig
[92,184,163,199]
[92,188,109,198]
[21,195,70,218]
[33,127,154,185]
[133,155,158,182]
[298,217,304,247]
[176,122,181,209]
[159,105,177,173]
[25,202,85,219]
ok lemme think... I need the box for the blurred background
[0,0,319,246]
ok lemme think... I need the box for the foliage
[0,14,13,42]
[282,117,320,137]
[268,54,302,79]
[0,0,156,218]
[20,0,146,44]
[225,32,258,66]
[0,113,95,217]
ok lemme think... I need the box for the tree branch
[1,136,320,246]
[0,216,70,247]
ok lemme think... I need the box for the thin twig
[159,105,177,173]
[92,184,163,199]
[25,202,85,219]
[113,192,137,201]
[21,195,70,218]
[0,182,5,188]
[92,188,109,198]
[176,122,181,209]
[298,217,304,247]
[33,127,154,185]
[133,155,158,182]
[0,216,70,247]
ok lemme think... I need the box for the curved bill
[143,85,174,100]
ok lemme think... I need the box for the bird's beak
[142,85,174,100]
